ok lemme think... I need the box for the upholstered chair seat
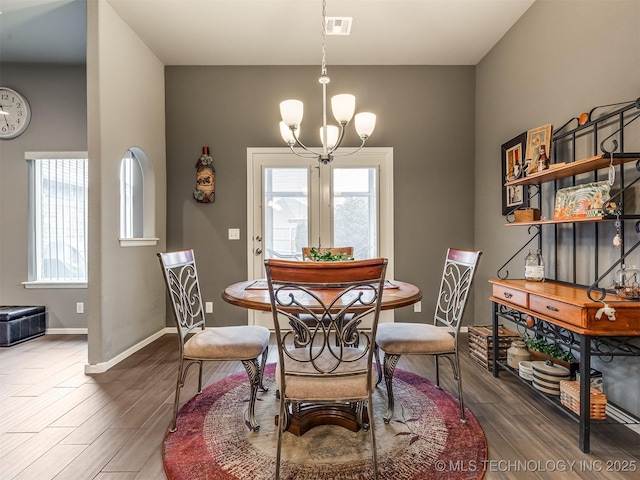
[184,327,270,360]
[275,347,376,400]
[376,323,455,355]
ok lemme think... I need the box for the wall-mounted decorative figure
[194,146,215,203]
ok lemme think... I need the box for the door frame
[246,147,394,327]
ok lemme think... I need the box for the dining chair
[265,258,387,480]
[302,246,354,260]
[375,248,481,424]
[158,249,270,433]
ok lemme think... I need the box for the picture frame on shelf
[501,132,528,215]
[525,124,553,166]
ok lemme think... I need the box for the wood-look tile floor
[1,333,638,479]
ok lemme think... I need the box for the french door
[246,147,394,328]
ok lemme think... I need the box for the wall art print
[525,124,553,169]
[501,132,528,215]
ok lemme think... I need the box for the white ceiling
[0,0,536,66]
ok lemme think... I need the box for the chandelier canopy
[279,0,376,164]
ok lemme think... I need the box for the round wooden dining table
[222,278,423,436]
[222,278,423,312]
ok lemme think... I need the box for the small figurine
[536,144,550,172]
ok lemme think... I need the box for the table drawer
[493,285,528,308]
[530,295,582,326]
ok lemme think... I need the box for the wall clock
[0,87,32,140]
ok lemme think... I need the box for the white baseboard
[46,328,88,335]
[84,327,171,374]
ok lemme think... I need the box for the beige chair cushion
[376,323,455,355]
[276,347,375,400]
[184,326,270,360]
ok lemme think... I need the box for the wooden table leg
[275,402,369,436]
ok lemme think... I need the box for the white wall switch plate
[205,302,213,314]
[413,301,421,313]
[228,228,240,240]
[76,302,84,314]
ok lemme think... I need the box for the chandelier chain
[321,0,327,76]
[278,0,376,163]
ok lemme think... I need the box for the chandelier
[278,0,376,164]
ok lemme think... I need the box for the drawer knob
[503,292,513,299]
[546,305,559,312]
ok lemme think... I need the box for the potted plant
[307,247,354,262]
[525,337,579,375]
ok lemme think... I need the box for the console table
[489,278,640,453]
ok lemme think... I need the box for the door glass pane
[264,167,308,260]
[333,167,377,259]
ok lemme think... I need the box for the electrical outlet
[205,302,213,314]
[76,302,84,314]
[413,301,421,313]
[228,228,240,240]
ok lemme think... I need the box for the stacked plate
[519,360,533,381]
[531,360,570,396]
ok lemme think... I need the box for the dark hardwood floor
[1,333,638,479]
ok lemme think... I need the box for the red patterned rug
[163,364,487,480]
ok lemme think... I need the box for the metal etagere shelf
[491,98,640,454]
[497,98,640,296]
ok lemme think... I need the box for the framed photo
[525,124,553,162]
[501,132,528,215]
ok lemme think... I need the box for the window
[332,167,377,260]
[118,147,158,247]
[25,152,88,286]
[263,167,309,259]
[120,149,144,238]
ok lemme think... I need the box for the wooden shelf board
[505,216,615,226]
[505,153,640,187]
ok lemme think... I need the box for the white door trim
[246,147,394,328]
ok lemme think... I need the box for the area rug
[163,364,487,480]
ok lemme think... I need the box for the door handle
[255,248,263,255]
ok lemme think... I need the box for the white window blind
[26,152,88,284]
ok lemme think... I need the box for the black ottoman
[0,306,47,346]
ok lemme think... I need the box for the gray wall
[0,63,88,329]
[85,0,167,368]
[475,0,640,415]
[164,65,476,326]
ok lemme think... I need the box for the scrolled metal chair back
[265,258,387,377]
[158,250,205,339]
[434,249,482,332]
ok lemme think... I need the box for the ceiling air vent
[325,17,352,35]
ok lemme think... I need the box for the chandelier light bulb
[280,99,304,128]
[279,121,297,145]
[319,125,340,149]
[331,94,356,124]
[355,112,376,138]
